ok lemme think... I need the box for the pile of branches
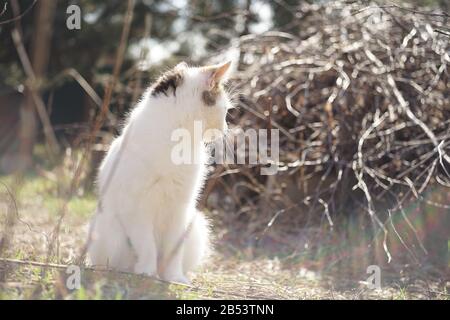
[206,1,450,234]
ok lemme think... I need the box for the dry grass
[0,173,448,300]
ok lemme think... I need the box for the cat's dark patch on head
[202,90,216,106]
[202,85,221,106]
[151,68,184,97]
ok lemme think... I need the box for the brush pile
[206,1,450,234]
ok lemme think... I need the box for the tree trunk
[17,0,57,170]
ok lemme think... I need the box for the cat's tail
[183,209,212,274]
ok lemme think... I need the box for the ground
[0,173,448,300]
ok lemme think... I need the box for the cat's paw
[162,274,191,285]
[135,270,157,278]
[134,265,157,278]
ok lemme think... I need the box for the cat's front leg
[127,220,158,277]
[133,242,158,277]
[159,223,190,284]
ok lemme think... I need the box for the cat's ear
[174,61,188,71]
[204,61,232,89]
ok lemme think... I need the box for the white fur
[87,63,232,283]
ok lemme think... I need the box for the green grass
[1,174,96,219]
[393,287,409,300]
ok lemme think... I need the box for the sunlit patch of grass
[74,286,89,300]
[392,286,409,300]
[66,195,97,218]
[42,193,96,218]
[0,174,96,218]
[13,249,26,260]
[170,283,203,300]
[72,282,110,300]
[442,287,449,300]
[32,144,57,171]
[0,264,57,300]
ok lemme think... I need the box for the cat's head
[151,61,233,141]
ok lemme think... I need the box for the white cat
[87,61,233,283]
